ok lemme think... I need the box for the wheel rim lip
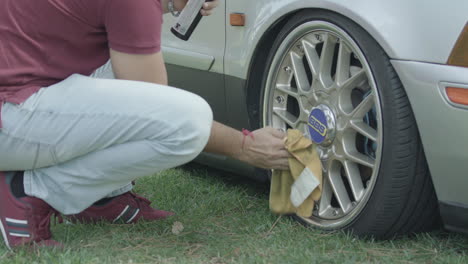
[262,21,384,230]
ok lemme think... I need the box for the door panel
[163,47,214,71]
[162,1,226,121]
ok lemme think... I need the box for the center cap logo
[308,107,328,144]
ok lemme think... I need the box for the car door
[161,1,227,122]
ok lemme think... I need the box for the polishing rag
[269,129,322,217]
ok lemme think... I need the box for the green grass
[1,166,468,264]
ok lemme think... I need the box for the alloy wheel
[263,21,383,229]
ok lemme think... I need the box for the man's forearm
[203,121,244,161]
[203,122,290,170]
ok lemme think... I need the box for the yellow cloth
[269,129,322,217]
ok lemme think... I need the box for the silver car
[161,0,468,238]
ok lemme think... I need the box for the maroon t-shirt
[0,0,163,127]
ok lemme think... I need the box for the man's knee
[151,93,212,161]
[181,95,213,156]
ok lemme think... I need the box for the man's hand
[204,123,290,171]
[239,127,290,170]
[164,0,220,16]
[200,0,220,16]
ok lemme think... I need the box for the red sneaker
[69,192,174,224]
[0,172,62,250]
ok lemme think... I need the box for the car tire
[260,10,440,238]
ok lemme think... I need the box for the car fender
[225,0,466,80]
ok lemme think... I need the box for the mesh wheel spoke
[318,34,337,88]
[273,108,297,127]
[345,151,375,168]
[329,165,353,213]
[290,52,311,93]
[350,120,378,141]
[303,40,320,78]
[343,161,365,201]
[318,176,334,217]
[339,69,366,93]
[276,84,299,99]
[351,92,375,120]
[336,42,352,85]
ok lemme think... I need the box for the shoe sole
[0,218,11,250]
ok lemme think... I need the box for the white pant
[0,62,213,214]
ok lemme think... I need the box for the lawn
[1,165,468,264]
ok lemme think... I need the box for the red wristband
[242,128,255,149]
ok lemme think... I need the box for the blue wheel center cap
[308,108,328,144]
[307,105,336,146]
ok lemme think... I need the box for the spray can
[171,0,213,41]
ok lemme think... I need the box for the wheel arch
[229,0,464,83]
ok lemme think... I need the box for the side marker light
[446,87,468,106]
[230,13,245,27]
